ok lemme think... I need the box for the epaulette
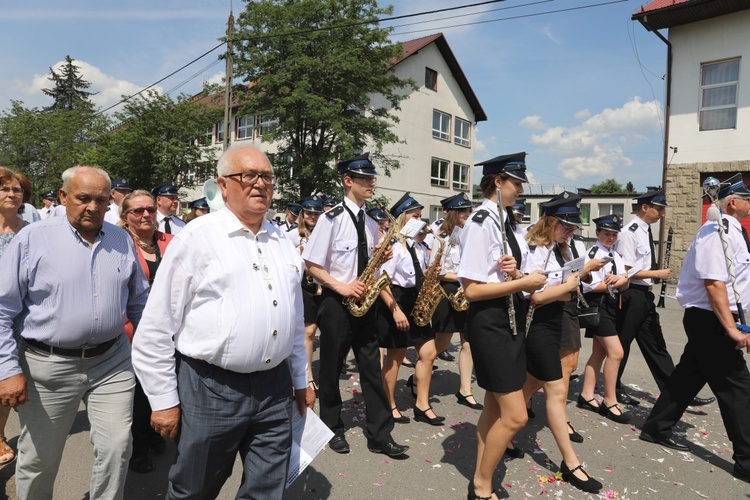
[588,246,599,259]
[434,217,444,225]
[285,222,298,232]
[573,234,585,241]
[326,205,344,218]
[471,209,489,224]
[628,222,639,232]
[439,232,448,239]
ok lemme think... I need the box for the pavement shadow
[284,465,332,499]
[123,442,174,499]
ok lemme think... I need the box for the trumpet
[496,189,517,335]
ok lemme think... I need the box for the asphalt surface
[2,287,749,499]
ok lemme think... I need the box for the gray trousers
[168,355,293,500]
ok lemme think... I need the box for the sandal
[0,437,16,466]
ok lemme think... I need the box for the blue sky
[0,0,668,192]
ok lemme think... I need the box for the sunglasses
[128,207,157,215]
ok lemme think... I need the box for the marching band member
[302,153,409,458]
[367,207,390,239]
[522,191,602,494]
[458,152,546,500]
[578,214,631,424]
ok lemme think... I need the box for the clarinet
[496,189,518,336]
[656,226,673,308]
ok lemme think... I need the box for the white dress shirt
[677,215,750,312]
[156,210,186,235]
[38,205,54,220]
[132,208,307,411]
[431,229,461,276]
[522,243,568,297]
[104,202,120,225]
[302,197,378,284]
[582,243,626,294]
[381,239,422,288]
[615,216,653,286]
[49,204,67,218]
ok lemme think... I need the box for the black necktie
[742,227,750,252]
[356,210,368,276]
[609,251,617,275]
[406,242,425,289]
[648,227,657,270]
[164,217,172,234]
[504,208,522,269]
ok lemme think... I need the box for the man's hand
[336,280,366,299]
[295,388,311,416]
[727,326,750,352]
[378,244,394,263]
[151,406,180,439]
[0,374,27,408]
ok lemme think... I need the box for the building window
[431,157,449,187]
[199,126,213,146]
[430,205,443,224]
[452,162,469,191]
[237,115,254,140]
[432,110,451,141]
[454,118,471,147]
[598,203,624,220]
[257,116,278,137]
[580,203,591,225]
[425,67,438,91]
[700,58,740,131]
[216,122,224,143]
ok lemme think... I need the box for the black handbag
[577,293,601,330]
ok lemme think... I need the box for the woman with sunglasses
[521,192,602,494]
[118,189,174,473]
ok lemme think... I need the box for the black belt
[629,284,652,293]
[24,336,119,359]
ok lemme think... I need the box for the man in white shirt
[151,183,186,235]
[132,143,313,498]
[38,192,57,219]
[103,178,132,225]
[640,174,750,483]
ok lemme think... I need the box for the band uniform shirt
[431,230,461,277]
[522,243,568,298]
[104,202,120,225]
[301,197,378,285]
[381,239,421,288]
[156,210,186,235]
[0,217,149,381]
[615,216,653,286]
[582,244,626,295]
[676,215,750,313]
[131,208,307,411]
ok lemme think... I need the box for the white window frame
[431,157,449,187]
[699,58,740,131]
[257,116,278,137]
[452,162,469,191]
[237,115,254,140]
[454,118,471,147]
[216,122,224,143]
[432,110,451,141]
[597,203,624,220]
[199,126,213,146]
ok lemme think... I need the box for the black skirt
[590,294,619,337]
[525,301,564,382]
[432,282,467,334]
[378,285,435,348]
[301,273,321,324]
[559,299,581,350]
[466,297,527,393]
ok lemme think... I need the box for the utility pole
[223,2,234,151]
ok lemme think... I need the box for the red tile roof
[633,0,750,30]
[633,0,692,16]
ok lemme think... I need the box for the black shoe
[576,394,600,413]
[329,433,350,454]
[392,407,410,424]
[456,391,484,410]
[560,461,602,493]
[616,391,640,406]
[689,396,716,406]
[414,405,445,426]
[567,422,584,443]
[527,405,535,419]
[504,446,525,459]
[438,350,455,362]
[405,375,417,398]
[129,455,154,474]
[599,402,631,424]
[733,466,750,483]
[367,439,409,457]
[639,431,690,452]
[402,360,415,368]
[467,479,492,500]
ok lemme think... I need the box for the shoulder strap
[326,205,344,219]
[588,245,599,259]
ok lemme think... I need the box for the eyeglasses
[224,171,275,186]
[561,224,577,234]
[349,174,376,183]
[0,187,23,196]
[128,206,157,215]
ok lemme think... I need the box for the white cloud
[519,115,548,130]
[539,24,562,45]
[204,72,225,86]
[574,109,591,120]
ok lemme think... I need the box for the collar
[480,198,500,217]
[344,196,365,214]
[65,219,104,245]
[724,214,744,232]
[632,216,650,232]
[222,208,277,239]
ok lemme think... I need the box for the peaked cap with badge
[717,173,750,200]
[323,196,337,207]
[540,191,583,225]
[593,214,622,231]
[390,192,423,218]
[367,207,388,222]
[511,198,527,215]
[42,191,57,200]
[337,153,377,177]
[440,193,473,211]
[634,189,667,207]
[152,183,179,197]
[475,152,528,182]
[189,198,209,210]
[111,179,132,191]
[300,195,324,213]
[287,202,302,218]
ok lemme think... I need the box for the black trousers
[316,288,393,443]
[131,379,163,458]
[616,287,675,391]
[643,308,750,475]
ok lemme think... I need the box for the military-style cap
[287,202,302,217]
[152,183,179,197]
[440,193,473,211]
[337,153,377,177]
[718,173,750,200]
[391,192,423,217]
[367,208,388,222]
[511,198,527,215]
[634,189,667,207]
[323,196,337,207]
[189,198,209,210]
[300,195,324,213]
[42,191,57,200]
[111,179,132,191]
[476,152,528,182]
[540,191,583,225]
[593,214,622,231]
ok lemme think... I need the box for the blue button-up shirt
[0,216,149,380]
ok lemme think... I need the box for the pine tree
[42,55,97,111]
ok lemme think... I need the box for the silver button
[268,284,272,290]
[272,330,278,336]
[253,263,259,270]
[272,300,278,306]
[265,358,271,364]
[258,248,262,254]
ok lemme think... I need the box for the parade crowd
[0,144,749,499]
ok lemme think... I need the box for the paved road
[2,289,749,499]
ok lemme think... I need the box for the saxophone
[345,210,403,317]
[448,287,469,311]
[412,227,448,327]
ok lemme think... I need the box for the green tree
[42,55,97,112]
[233,0,414,204]
[590,178,627,194]
[625,181,635,194]
[90,90,222,190]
